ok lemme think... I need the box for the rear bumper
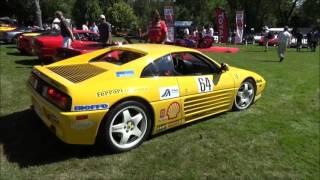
[35,48,56,60]
[28,83,108,145]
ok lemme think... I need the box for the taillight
[45,87,71,110]
[29,72,71,111]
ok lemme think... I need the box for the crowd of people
[50,9,318,61]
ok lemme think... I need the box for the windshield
[90,50,145,65]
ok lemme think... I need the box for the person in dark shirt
[55,11,74,48]
[296,31,303,52]
[98,14,112,46]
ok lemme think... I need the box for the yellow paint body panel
[22,33,41,37]
[0,26,16,32]
[27,44,266,145]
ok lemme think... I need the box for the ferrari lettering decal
[116,70,134,77]
[97,89,123,97]
[159,86,179,100]
[74,104,108,111]
[97,87,148,97]
[196,77,213,93]
[167,102,180,119]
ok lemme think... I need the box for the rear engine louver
[48,64,107,83]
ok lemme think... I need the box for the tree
[72,0,102,27]
[106,1,138,29]
[41,0,75,23]
[273,0,302,26]
[34,0,42,28]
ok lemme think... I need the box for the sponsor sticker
[167,102,180,119]
[160,86,179,100]
[196,77,213,93]
[97,87,148,97]
[160,109,166,120]
[74,104,108,111]
[157,124,167,132]
[97,89,123,97]
[116,70,134,77]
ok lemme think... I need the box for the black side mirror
[220,62,229,73]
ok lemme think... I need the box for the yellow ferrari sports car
[27,44,266,152]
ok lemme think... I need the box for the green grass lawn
[0,43,319,179]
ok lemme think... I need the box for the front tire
[99,101,151,153]
[233,79,256,110]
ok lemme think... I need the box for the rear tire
[233,79,256,111]
[98,101,151,153]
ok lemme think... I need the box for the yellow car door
[140,54,183,133]
[170,52,236,123]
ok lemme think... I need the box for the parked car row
[15,30,100,63]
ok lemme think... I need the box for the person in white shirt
[207,25,214,37]
[183,27,190,37]
[201,26,207,37]
[82,21,89,31]
[277,26,292,62]
[52,18,60,31]
[90,22,99,33]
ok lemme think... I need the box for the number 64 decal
[196,77,213,93]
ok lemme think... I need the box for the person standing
[296,31,303,52]
[98,14,112,46]
[310,29,318,52]
[263,26,269,52]
[207,25,214,37]
[90,22,99,33]
[82,21,89,31]
[55,11,74,48]
[277,26,292,62]
[51,18,61,31]
[147,9,168,44]
[183,27,190,38]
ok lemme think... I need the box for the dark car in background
[0,27,34,43]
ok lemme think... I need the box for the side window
[141,55,177,77]
[172,52,218,75]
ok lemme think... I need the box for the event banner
[235,11,244,43]
[215,8,228,43]
[164,6,174,42]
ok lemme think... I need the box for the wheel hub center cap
[126,121,135,130]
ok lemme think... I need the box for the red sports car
[33,30,99,61]
[16,32,41,55]
[258,34,278,46]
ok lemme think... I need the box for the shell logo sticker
[167,102,180,119]
[160,109,166,120]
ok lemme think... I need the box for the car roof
[112,44,199,56]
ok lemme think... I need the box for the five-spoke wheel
[233,80,256,110]
[99,101,151,152]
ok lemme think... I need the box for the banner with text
[164,6,174,42]
[235,11,244,43]
[215,8,228,43]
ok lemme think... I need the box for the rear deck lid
[47,64,107,83]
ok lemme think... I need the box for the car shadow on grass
[6,52,30,56]
[15,59,40,67]
[0,109,111,168]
